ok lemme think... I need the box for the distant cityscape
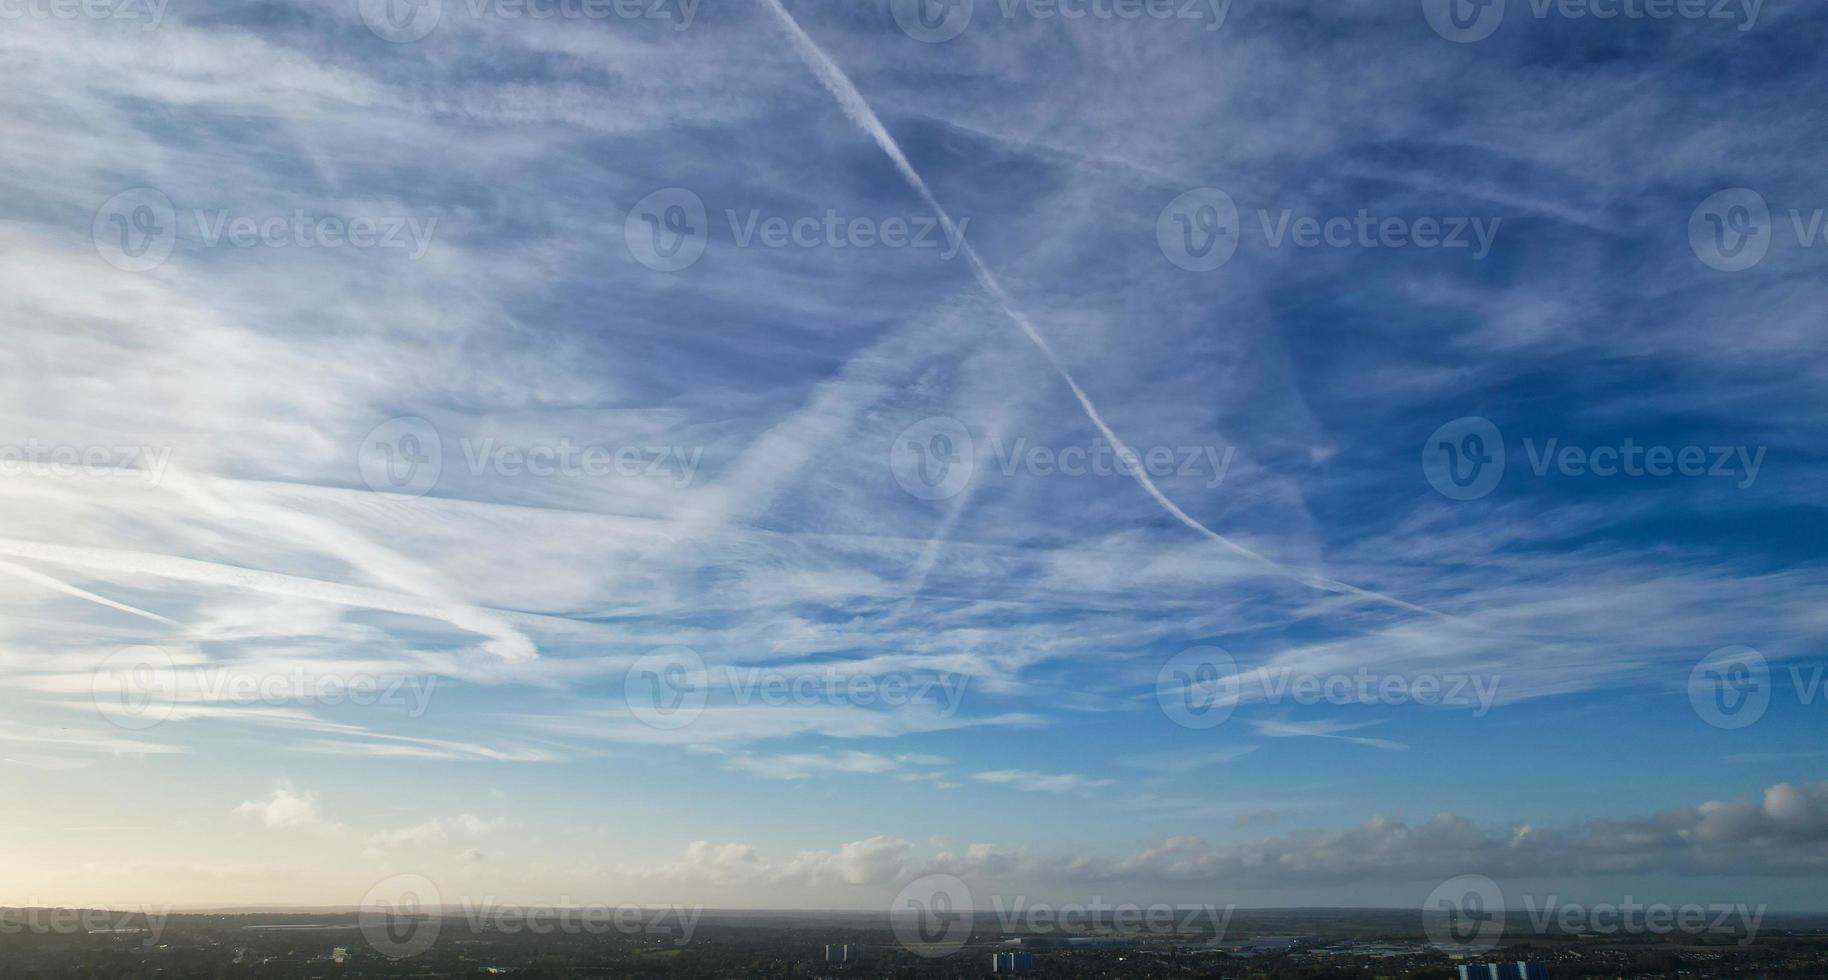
[2,907,1824,978]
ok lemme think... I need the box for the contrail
[757,0,1480,629]
[0,560,183,627]
[0,537,538,662]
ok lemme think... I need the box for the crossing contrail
[758,0,1489,630]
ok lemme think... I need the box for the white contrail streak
[757,0,1477,628]
[0,560,183,627]
[0,538,537,662]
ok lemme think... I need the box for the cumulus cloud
[231,782,342,837]
[624,781,1828,892]
[640,836,912,888]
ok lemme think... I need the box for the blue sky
[0,0,1825,914]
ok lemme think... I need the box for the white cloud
[231,782,342,837]
[973,769,1116,794]
[368,813,504,849]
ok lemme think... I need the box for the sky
[1,0,1826,920]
